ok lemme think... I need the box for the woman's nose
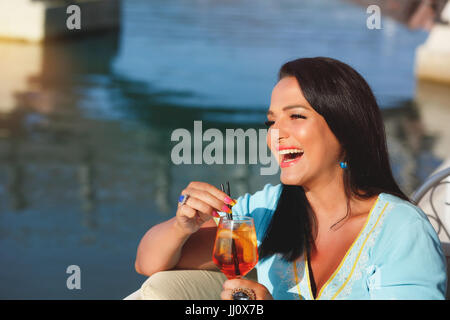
[268,121,289,147]
[272,119,289,141]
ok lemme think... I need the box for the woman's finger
[184,187,231,214]
[223,279,250,290]
[182,193,216,218]
[187,182,237,207]
[221,279,273,300]
[221,289,233,300]
[178,202,197,219]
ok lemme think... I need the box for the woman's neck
[303,168,347,223]
[304,183,349,233]
[304,179,378,239]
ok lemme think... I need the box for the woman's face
[266,76,344,188]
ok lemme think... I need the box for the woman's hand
[221,279,274,300]
[174,181,236,236]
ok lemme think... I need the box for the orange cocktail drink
[212,217,258,279]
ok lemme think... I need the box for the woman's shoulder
[235,183,283,212]
[379,192,430,226]
[231,183,282,220]
[365,193,447,299]
[231,184,283,240]
[374,192,441,249]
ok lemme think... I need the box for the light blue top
[230,184,448,300]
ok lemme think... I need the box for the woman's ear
[338,147,347,162]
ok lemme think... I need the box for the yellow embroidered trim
[305,256,314,299]
[331,201,389,299]
[312,197,380,299]
[293,261,302,299]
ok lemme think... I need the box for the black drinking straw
[221,183,233,220]
[226,181,233,218]
[221,181,240,277]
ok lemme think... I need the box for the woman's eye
[290,114,306,120]
[264,120,275,128]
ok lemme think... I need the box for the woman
[135,57,447,300]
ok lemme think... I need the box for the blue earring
[340,161,348,169]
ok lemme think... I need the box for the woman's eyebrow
[267,104,310,116]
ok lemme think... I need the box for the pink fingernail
[221,205,232,214]
[224,196,237,206]
[212,210,220,218]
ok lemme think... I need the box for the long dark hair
[258,57,409,262]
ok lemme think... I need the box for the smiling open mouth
[279,148,304,165]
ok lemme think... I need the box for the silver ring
[178,194,190,206]
[231,287,256,300]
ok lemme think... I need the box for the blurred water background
[1,0,449,299]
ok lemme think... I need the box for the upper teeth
[279,149,304,155]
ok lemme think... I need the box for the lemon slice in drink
[216,225,257,267]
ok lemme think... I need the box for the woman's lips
[277,148,304,168]
[280,153,303,168]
